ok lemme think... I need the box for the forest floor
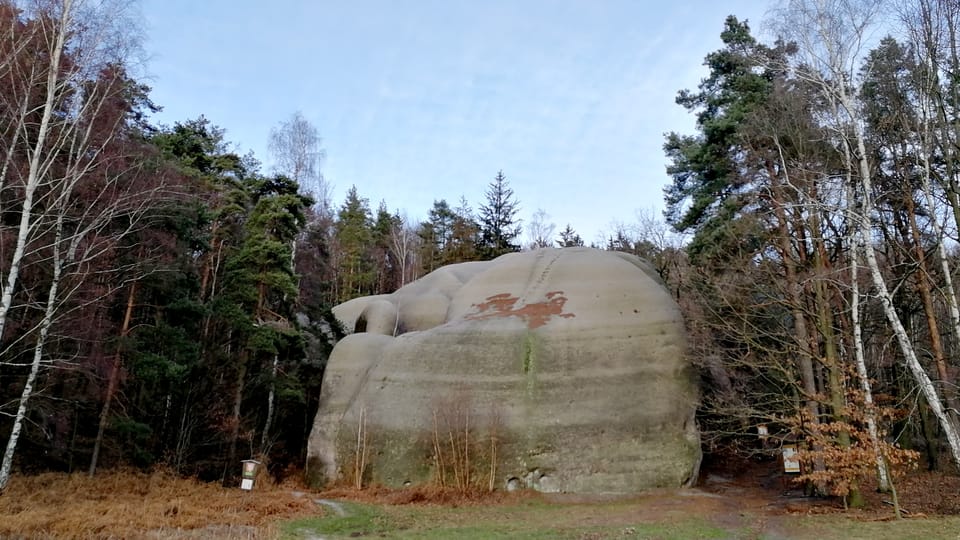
[2,458,960,539]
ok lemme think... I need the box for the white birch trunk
[859,226,960,469]
[260,354,279,455]
[778,0,960,471]
[916,51,960,371]
[0,0,73,342]
[842,85,960,469]
[0,0,162,489]
[0,216,66,492]
[846,183,891,490]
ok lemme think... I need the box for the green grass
[279,493,960,540]
[281,502,396,537]
[280,500,741,539]
[781,514,960,540]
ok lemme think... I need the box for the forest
[665,0,960,508]
[2,0,960,514]
[0,0,585,493]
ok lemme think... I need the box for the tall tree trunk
[845,91,960,469]
[224,349,248,485]
[174,389,196,474]
[199,223,221,302]
[260,354,279,455]
[914,36,960,411]
[927,0,960,238]
[918,393,942,470]
[768,159,822,429]
[201,239,226,342]
[768,154,831,490]
[904,193,959,418]
[810,220,862,506]
[847,182,891,492]
[89,281,138,476]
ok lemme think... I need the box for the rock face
[306,247,700,494]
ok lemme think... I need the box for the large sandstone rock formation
[306,247,700,494]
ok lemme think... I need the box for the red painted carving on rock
[465,290,576,329]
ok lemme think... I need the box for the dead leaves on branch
[787,386,919,500]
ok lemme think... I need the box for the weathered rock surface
[306,247,700,494]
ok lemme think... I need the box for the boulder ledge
[306,247,700,494]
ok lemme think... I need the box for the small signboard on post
[240,460,261,491]
[781,444,800,474]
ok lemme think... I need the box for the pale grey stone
[306,247,700,494]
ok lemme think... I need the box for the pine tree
[478,171,522,259]
[219,172,312,482]
[371,201,400,293]
[334,186,374,301]
[662,16,781,262]
[448,196,481,263]
[419,199,455,272]
[556,224,584,247]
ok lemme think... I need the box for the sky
[140,0,772,245]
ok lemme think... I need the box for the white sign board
[782,445,800,473]
[240,478,254,490]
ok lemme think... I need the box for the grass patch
[282,507,960,540]
[389,521,733,540]
[282,502,396,537]
[783,514,960,540]
[280,498,738,539]
[279,489,960,540]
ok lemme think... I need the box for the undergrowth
[0,468,318,538]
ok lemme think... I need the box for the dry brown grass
[318,482,536,507]
[0,466,537,539]
[0,468,321,539]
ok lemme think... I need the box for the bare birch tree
[388,212,419,287]
[525,208,555,250]
[268,111,331,215]
[0,0,75,344]
[772,0,960,470]
[846,182,891,492]
[4,144,163,488]
[901,0,960,390]
[0,0,163,491]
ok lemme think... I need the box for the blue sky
[140,0,771,244]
